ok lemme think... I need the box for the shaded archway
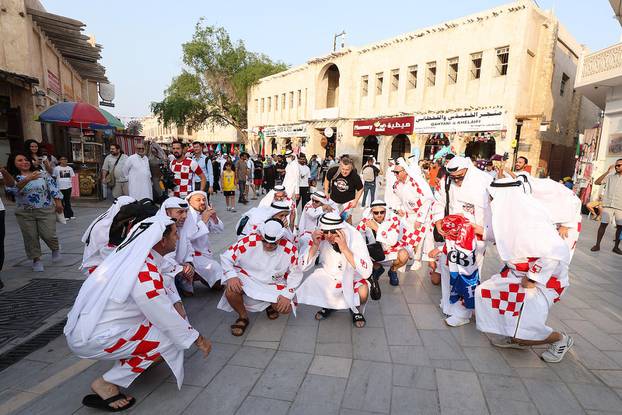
[363,135,379,163]
[465,133,496,163]
[316,63,340,109]
[390,134,411,160]
[423,133,450,160]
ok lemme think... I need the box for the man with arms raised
[323,155,363,223]
[65,215,211,411]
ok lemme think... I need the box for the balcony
[575,42,622,108]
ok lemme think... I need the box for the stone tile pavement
[1,191,622,414]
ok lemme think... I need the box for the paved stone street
[1,191,622,415]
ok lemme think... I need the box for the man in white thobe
[64,215,212,411]
[123,144,153,200]
[218,220,303,336]
[297,190,337,256]
[237,199,292,239]
[260,184,297,230]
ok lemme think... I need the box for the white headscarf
[446,156,493,209]
[65,215,174,343]
[81,196,135,267]
[259,219,286,243]
[158,197,188,215]
[488,178,570,264]
[517,173,581,225]
[239,202,291,236]
[397,157,434,201]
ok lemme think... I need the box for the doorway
[390,134,411,160]
[363,135,379,163]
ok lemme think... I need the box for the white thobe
[123,154,153,200]
[393,177,434,263]
[188,217,225,289]
[217,233,302,312]
[66,250,199,388]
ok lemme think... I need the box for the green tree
[151,21,288,144]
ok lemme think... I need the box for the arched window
[316,64,340,109]
[391,134,411,159]
[423,133,450,160]
[363,135,379,162]
[465,133,496,165]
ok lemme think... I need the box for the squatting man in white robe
[176,191,225,295]
[218,220,303,336]
[356,200,410,296]
[64,215,212,412]
[474,177,573,363]
[260,184,297,231]
[296,212,373,328]
[297,190,337,257]
[123,144,153,201]
[237,199,293,239]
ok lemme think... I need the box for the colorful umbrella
[36,102,108,128]
[97,108,125,130]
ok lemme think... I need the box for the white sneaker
[32,260,44,272]
[445,315,470,327]
[52,250,62,262]
[231,208,236,212]
[491,337,529,350]
[541,333,573,363]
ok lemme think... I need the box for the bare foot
[91,377,133,410]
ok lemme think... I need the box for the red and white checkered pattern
[137,254,165,299]
[401,225,426,249]
[479,283,525,317]
[278,238,298,264]
[546,276,565,303]
[104,323,161,374]
[170,158,203,198]
[228,233,263,261]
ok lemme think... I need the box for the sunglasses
[136,147,145,150]
[322,230,338,235]
[616,164,622,168]
[311,199,322,204]
[450,174,466,182]
[392,170,404,175]
[372,210,386,215]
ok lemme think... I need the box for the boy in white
[176,191,224,294]
[296,212,373,328]
[474,177,573,363]
[64,215,212,411]
[218,220,302,336]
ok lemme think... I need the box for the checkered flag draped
[546,276,565,303]
[479,283,525,316]
[401,225,426,249]
[279,238,299,265]
[227,233,263,261]
[170,158,203,198]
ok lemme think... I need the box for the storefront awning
[0,69,39,88]
[27,8,108,82]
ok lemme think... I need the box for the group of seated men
[64,153,581,412]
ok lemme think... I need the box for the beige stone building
[142,115,242,147]
[0,0,109,164]
[575,0,622,194]
[248,0,600,179]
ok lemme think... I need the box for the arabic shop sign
[262,124,308,138]
[353,116,414,136]
[413,109,506,133]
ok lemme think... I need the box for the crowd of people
[1,136,619,411]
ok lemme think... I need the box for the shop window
[391,69,399,92]
[289,91,294,108]
[376,72,384,95]
[363,135,379,162]
[423,133,450,160]
[408,65,417,89]
[361,75,369,97]
[470,52,482,80]
[426,62,436,86]
[496,46,509,76]
[560,73,570,96]
[447,57,459,84]
[390,134,411,159]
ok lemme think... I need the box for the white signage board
[263,124,308,138]
[413,109,506,133]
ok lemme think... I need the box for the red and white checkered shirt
[170,158,203,198]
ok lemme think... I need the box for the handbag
[433,176,451,243]
[104,155,122,187]
[367,242,385,262]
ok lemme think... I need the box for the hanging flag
[230,143,235,155]
[216,143,222,153]
[258,129,265,157]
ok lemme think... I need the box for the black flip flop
[315,308,334,320]
[352,312,366,328]
[82,393,136,412]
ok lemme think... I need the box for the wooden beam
[27,7,85,27]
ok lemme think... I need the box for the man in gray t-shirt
[102,143,129,198]
[591,158,622,254]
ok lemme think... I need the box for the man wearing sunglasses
[357,200,410,288]
[297,191,337,256]
[296,212,373,328]
[218,220,302,336]
[431,156,493,326]
[592,159,622,254]
[391,158,436,274]
[259,184,297,231]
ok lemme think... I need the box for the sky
[45,0,621,119]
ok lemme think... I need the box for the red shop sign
[353,116,414,136]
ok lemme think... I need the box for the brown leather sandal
[230,317,249,336]
[266,305,279,320]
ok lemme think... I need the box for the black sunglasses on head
[322,230,338,235]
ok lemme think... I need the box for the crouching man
[296,212,373,328]
[64,215,212,412]
[218,220,302,336]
